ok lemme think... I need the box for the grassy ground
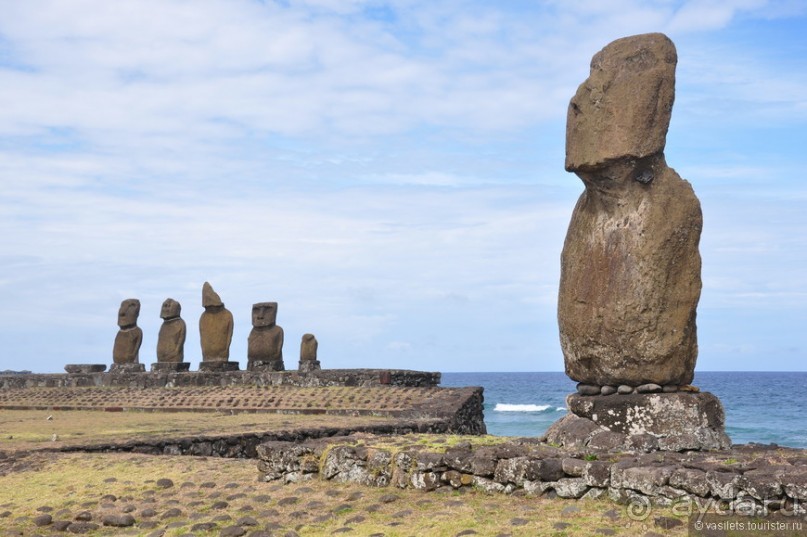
[0,409,394,451]
[0,408,689,536]
[0,451,686,537]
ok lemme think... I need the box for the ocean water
[441,371,807,449]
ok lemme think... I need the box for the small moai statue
[247,302,284,371]
[111,298,145,373]
[152,298,190,372]
[198,282,237,371]
[298,333,320,373]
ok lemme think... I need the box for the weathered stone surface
[113,299,142,364]
[247,302,284,372]
[587,430,626,451]
[64,364,106,374]
[157,298,186,363]
[198,361,239,372]
[150,362,190,372]
[636,383,662,394]
[553,478,589,499]
[561,458,586,477]
[565,33,676,170]
[559,33,702,387]
[298,334,320,372]
[600,386,617,396]
[668,467,709,497]
[706,470,740,499]
[611,463,675,496]
[109,363,145,374]
[566,392,730,451]
[583,461,611,488]
[199,282,234,362]
[544,414,602,449]
[576,384,601,396]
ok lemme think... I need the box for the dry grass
[0,408,690,536]
[0,409,394,451]
[0,451,688,537]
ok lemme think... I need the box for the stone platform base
[248,360,284,372]
[547,391,731,452]
[109,363,146,374]
[199,361,240,372]
[150,362,191,372]
[298,360,321,373]
[64,364,107,374]
[256,434,807,512]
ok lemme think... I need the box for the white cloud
[0,1,806,372]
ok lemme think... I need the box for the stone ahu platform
[0,368,440,389]
[257,434,807,515]
[0,369,485,440]
[547,392,732,452]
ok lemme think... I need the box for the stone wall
[0,369,440,390]
[256,435,807,516]
[53,421,456,460]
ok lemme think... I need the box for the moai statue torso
[247,302,284,371]
[558,33,702,387]
[113,298,143,364]
[157,298,186,362]
[199,282,234,361]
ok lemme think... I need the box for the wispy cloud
[0,1,805,372]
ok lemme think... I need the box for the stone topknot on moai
[548,33,730,451]
[247,302,284,371]
[198,282,238,372]
[111,298,145,373]
[152,298,190,372]
[298,333,320,373]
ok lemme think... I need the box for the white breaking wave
[494,403,551,412]
[556,407,566,412]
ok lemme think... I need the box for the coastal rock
[199,282,234,362]
[558,33,702,387]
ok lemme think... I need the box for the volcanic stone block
[64,364,107,374]
[558,33,702,387]
[150,362,191,372]
[198,361,240,372]
[109,363,146,373]
[567,392,730,451]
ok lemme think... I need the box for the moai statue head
[202,281,224,309]
[565,32,676,174]
[117,299,141,329]
[252,302,278,329]
[160,298,181,320]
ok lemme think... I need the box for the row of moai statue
[94,282,320,374]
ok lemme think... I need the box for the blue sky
[1,0,805,373]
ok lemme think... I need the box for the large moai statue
[198,282,238,371]
[247,302,284,371]
[548,33,729,451]
[111,298,145,373]
[298,333,320,373]
[152,298,190,372]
